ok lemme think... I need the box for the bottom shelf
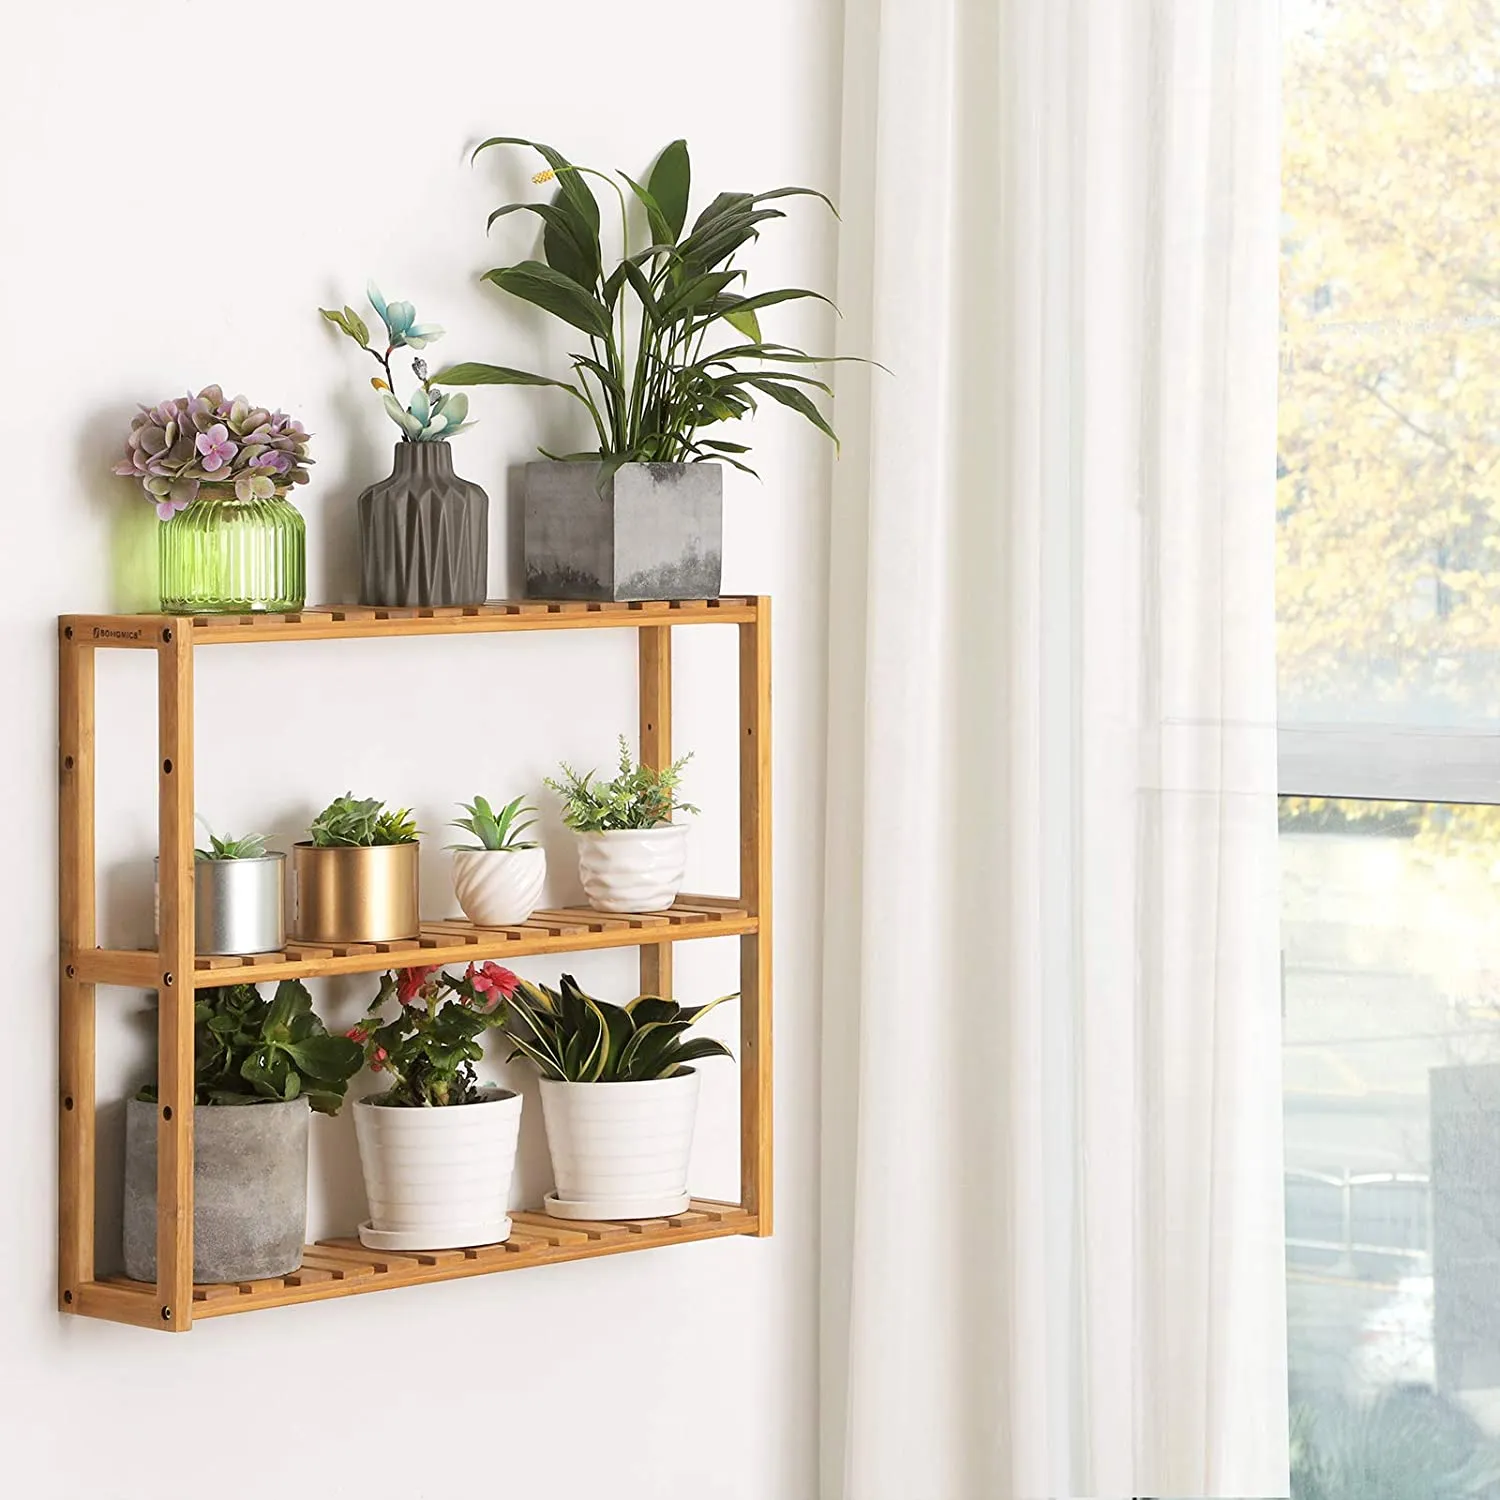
[76,1200,755,1327]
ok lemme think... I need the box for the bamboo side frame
[58,627,96,1310]
[59,599,774,1327]
[638,625,674,1001]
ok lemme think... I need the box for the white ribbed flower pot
[539,1070,700,1220]
[452,846,546,926]
[353,1086,522,1250]
[576,825,689,913]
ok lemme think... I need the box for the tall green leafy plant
[136,982,363,1115]
[435,137,851,480]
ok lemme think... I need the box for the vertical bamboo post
[638,624,674,1000]
[58,625,96,1310]
[156,626,195,1330]
[739,598,772,1232]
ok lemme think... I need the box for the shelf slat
[71,898,753,989]
[62,597,759,648]
[86,1201,756,1323]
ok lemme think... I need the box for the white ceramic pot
[576,825,689,913]
[452,846,546,926]
[353,1086,522,1249]
[539,1069,700,1220]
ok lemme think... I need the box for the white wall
[0,5,838,1495]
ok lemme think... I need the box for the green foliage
[355,962,518,1107]
[194,831,269,861]
[136,981,363,1116]
[1290,1391,1500,1500]
[309,793,418,848]
[434,136,858,473]
[499,973,735,1083]
[447,794,539,852]
[544,735,696,833]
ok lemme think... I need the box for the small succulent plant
[320,282,473,443]
[309,793,418,848]
[498,973,735,1083]
[115,386,312,518]
[137,981,363,1115]
[447,795,539,852]
[195,831,270,861]
[545,735,697,832]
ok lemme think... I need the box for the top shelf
[61,597,761,648]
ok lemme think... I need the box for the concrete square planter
[524,461,722,601]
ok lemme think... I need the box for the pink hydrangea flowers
[115,385,312,518]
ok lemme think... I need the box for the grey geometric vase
[358,441,488,606]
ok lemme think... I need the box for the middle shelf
[73,894,755,990]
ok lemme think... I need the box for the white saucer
[357,1216,512,1251]
[543,1190,692,1222]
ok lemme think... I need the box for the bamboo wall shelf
[59,597,772,1332]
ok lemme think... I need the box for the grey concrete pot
[524,461,723,601]
[123,1097,309,1283]
[359,441,488,607]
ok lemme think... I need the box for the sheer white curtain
[819,2,1288,1497]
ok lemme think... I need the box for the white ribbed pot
[353,1086,522,1250]
[539,1069,700,1220]
[452,846,546,927]
[576,825,688,913]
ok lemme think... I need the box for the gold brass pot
[290,842,420,943]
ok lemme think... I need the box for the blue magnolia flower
[367,281,445,350]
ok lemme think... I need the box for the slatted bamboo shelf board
[82,1201,756,1324]
[59,596,772,1331]
[72,898,757,990]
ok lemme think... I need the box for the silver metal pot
[156,852,286,956]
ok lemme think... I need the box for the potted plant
[498,974,735,1220]
[124,981,363,1283]
[155,826,285,957]
[115,385,312,614]
[350,962,523,1249]
[545,736,696,912]
[434,136,845,600]
[320,284,487,607]
[291,794,420,944]
[448,794,545,927]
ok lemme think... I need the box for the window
[1279,2,1500,1491]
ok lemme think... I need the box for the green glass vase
[158,486,306,614]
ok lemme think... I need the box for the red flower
[468,961,519,1010]
[373,1046,388,1062]
[345,1025,368,1043]
[397,966,440,1005]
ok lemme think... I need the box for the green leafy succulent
[136,981,364,1116]
[194,831,269,861]
[447,794,539,852]
[434,136,861,483]
[499,973,735,1083]
[309,793,418,848]
[544,735,696,833]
